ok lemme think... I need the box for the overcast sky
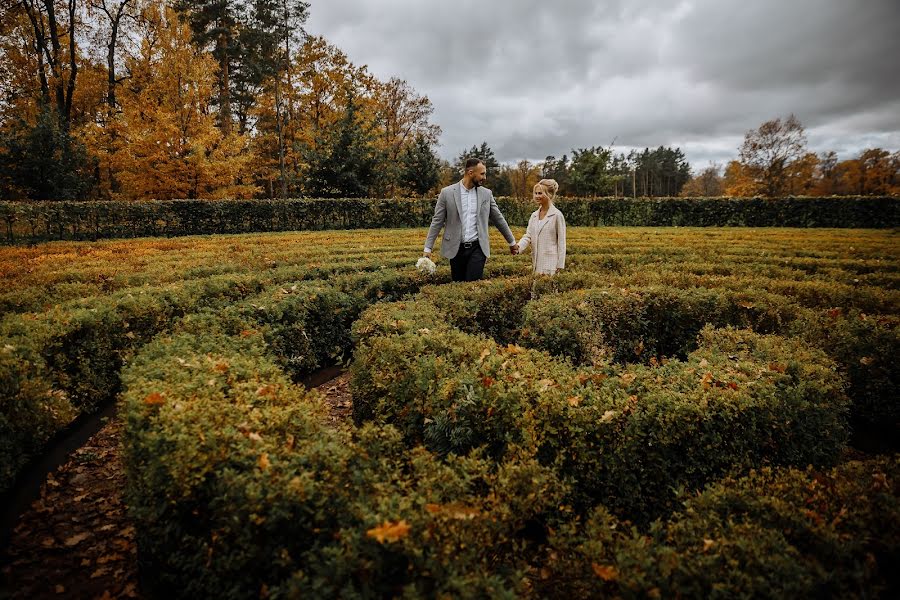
[304,0,900,169]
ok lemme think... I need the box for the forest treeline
[1,2,897,201]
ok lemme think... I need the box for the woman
[516,179,566,275]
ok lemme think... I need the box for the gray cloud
[305,0,900,169]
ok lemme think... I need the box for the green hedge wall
[351,295,850,521]
[541,456,900,599]
[2,196,897,243]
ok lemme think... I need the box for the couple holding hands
[423,158,567,282]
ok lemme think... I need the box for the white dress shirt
[460,182,479,243]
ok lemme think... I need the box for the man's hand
[510,244,519,255]
[423,251,432,259]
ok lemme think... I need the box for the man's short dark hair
[464,157,484,171]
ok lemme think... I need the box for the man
[424,158,518,282]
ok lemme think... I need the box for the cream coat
[517,204,566,275]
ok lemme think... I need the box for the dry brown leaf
[63,532,90,547]
[258,453,271,470]
[143,392,165,406]
[366,520,411,543]
[591,563,618,581]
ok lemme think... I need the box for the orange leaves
[366,520,410,544]
[701,371,739,391]
[579,373,608,386]
[256,384,278,398]
[539,379,558,391]
[425,502,481,520]
[258,453,271,470]
[142,392,165,406]
[481,376,494,388]
[591,563,618,581]
[768,362,787,373]
[567,395,582,407]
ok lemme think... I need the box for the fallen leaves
[425,503,481,520]
[142,392,165,406]
[591,563,618,581]
[63,532,90,547]
[366,520,411,544]
[6,418,140,598]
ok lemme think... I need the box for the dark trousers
[449,241,486,282]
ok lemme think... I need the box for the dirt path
[2,371,350,599]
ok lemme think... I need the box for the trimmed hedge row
[2,195,897,243]
[519,285,899,436]
[540,456,900,599]
[117,265,891,595]
[0,264,444,493]
[0,276,261,491]
[352,296,849,521]
[123,327,566,598]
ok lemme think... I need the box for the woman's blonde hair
[535,178,559,201]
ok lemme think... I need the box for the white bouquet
[416,256,436,275]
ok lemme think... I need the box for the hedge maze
[2,226,898,597]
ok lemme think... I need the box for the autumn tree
[681,163,724,197]
[738,114,807,197]
[371,77,440,195]
[855,148,899,195]
[87,0,141,109]
[508,159,541,199]
[722,160,759,196]
[785,151,819,195]
[111,3,257,199]
[16,0,81,129]
[238,0,309,196]
[814,150,840,195]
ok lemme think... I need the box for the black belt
[462,240,477,248]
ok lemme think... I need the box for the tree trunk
[217,31,232,134]
[275,76,287,197]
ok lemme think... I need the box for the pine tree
[399,133,440,196]
[302,91,381,198]
[1,105,96,200]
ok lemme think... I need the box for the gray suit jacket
[424,183,515,259]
